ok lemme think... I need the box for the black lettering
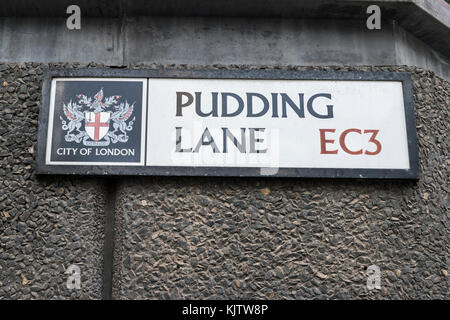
[281,93,304,118]
[175,127,192,152]
[193,127,220,152]
[247,93,269,117]
[176,92,193,116]
[222,128,246,153]
[249,128,267,153]
[222,92,244,117]
[196,92,218,117]
[307,93,334,119]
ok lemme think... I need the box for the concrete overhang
[1,0,449,59]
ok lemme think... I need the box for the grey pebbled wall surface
[0,63,106,299]
[0,63,448,300]
[113,65,449,299]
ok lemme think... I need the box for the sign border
[36,67,419,179]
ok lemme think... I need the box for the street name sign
[36,68,419,179]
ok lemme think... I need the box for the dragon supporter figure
[60,89,136,147]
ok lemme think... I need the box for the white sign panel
[147,79,409,170]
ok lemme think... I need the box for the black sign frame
[36,67,419,179]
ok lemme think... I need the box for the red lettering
[319,128,382,155]
[339,128,363,155]
[364,129,382,155]
[319,129,338,154]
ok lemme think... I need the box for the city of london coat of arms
[60,89,135,147]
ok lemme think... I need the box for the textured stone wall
[0,63,106,299]
[0,63,448,300]
[112,65,449,299]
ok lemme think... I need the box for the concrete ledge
[1,0,449,57]
[1,15,448,80]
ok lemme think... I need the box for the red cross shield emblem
[85,112,110,141]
